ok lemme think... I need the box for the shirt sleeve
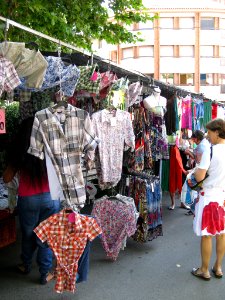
[87,217,102,242]
[4,60,21,91]
[124,112,135,150]
[33,218,50,243]
[82,112,100,152]
[197,147,211,170]
[27,113,45,159]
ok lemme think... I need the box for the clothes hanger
[52,43,68,109]
[25,41,39,51]
[108,195,126,204]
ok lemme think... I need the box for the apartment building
[94,0,225,101]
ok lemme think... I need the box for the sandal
[185,210,194,216]
[191,267,211,281]
[17,263,31,275]
[168,206,175,210]
[212,267,223,279]
[40,271,55,285]
[180,204,190,210]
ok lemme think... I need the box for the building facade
[94,0,225,101]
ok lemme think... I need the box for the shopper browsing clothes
[182,130,211,215]
[191,119,225,280]
[3,117,60,285]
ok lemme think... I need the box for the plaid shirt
[34,210,102,293]
[76,64,101,96]
[0,57,21,97]
[28,104,99,209]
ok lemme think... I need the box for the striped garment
[0,57,21,97]
[28,104,99,209]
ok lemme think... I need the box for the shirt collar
[52,209,82,229]
[101,109,124,123]
[48,103,74,116]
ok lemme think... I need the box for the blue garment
[18,56,80,97]
[17,192,60,276]
[193,99,204,130]
[76,241,91,283]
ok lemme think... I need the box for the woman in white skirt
[191,118,225,281]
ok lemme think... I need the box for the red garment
[18,172,50,196]
[212,103,218,119]
[169,145,185,194]
[34,210,102,293]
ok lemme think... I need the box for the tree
[0,0,155,51]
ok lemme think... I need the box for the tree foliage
[0,0,154,51]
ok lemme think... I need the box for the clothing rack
[0,15,87,53]
[124,171,159,181]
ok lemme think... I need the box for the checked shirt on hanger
[34,210,102,293]
[28,104,99,209]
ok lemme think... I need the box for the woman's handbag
[187,145,212,192]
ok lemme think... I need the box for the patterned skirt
[193,187,225,236]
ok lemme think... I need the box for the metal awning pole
[0,15,90,54]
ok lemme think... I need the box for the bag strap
[210,145,213,161]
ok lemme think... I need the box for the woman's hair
[191,130,204,141]
[8,117,47,186]
[206,118,225,139]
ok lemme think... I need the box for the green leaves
[0,0,155,51]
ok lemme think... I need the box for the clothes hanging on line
[18,56,80,96]
[0,57,21,97]
[91,194,137,261]
[90,109,135,190]
[34,209,102,294]
[118,173,162,243]
[0,41,48,89]
[28,104,99,209]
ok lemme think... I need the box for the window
[200,74,213,85]
[220,74,225,84]
[122,47,133,59]
[220,46,225,57]
[160,18,174,29]
[160,74,174,84]
[111,51,117,63]
[200,18,215,30]
[160,46,174,57]
[200,46,214,57]
[139,46,154,57]
[221,84,225,94]
[220,74,225,93]
[220,19,225,29]
[179,18,194,29]
[179,74,194,85]
[179,46,194,57]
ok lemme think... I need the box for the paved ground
[1,192,225,300]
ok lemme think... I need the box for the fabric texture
[76,65,101,96]
[17,192,60,276]
[91,196,137,260]
[91,109,135,190]
[0,41,47,89]
[34,210,102,293]
[169,145,185,194]
[0,57,21,97]
[28,104,99,209]
[193,144,225,236]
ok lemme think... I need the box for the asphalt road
[0,192,225,300]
